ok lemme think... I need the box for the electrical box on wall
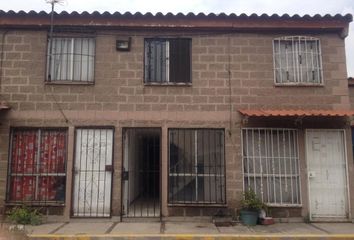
[116,37,131,51]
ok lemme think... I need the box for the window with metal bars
[144,38,191,84]
[46,37,95,83]
[273,36,323,85]
[7,128,67,205]
[168,129,225,204]
[242,128,301,206]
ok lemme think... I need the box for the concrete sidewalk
[3,221,354,239]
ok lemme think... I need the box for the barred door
[72,128,114,217]
[122,128,161,218]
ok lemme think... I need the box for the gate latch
[122,171,129,181]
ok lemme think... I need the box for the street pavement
[1,221,354,239]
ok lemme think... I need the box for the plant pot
[240,209,259,226]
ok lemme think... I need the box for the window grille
[169,129,225,204]
[144,38,191,84]
[7,128,67,205]
[242,128,301,206]
[273,36,323,84]
[46,37,95,82]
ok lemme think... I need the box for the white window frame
[242,128,301,207]
[273,36,323,86]
[46,36,96,83]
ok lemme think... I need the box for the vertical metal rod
[79,38,83,81]
[295,131,300,204]
[277,130,283,205]
[153,132,156,216]
[194,130,198,202]
[96,130,101,217]
[282,130,287,202]
[45,131,50,203]
[219,131,224,203]
[20,132,24,201]
[35,130,41,202]
[83,129,90,216]
[270,129,276,203]
[288,130,294,204]
[207,130,211,202]
[278,40,283,83]
[214,130,218,203]
[252,130,256,191]
[265,130,270,203]
[166,40,170,83]
[146,132,150,217]
[298,37,303,83]
[245,130,250,190]
[304,38,309,82]
[102,129,108,216]
[70,38,74,80]
[47,1,55,81]
[258,129,263,202]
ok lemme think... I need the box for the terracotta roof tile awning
[238,109,354,117]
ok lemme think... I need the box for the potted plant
[239,189,265,226]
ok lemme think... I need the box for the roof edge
[0,11,352,22]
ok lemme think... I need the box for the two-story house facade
[0,10,353,222]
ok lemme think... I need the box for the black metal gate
[122,128,161,218]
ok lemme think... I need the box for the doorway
[72,128,114,217]
[122,128,161,218]
[306,129,349,220]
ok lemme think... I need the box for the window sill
[5,202,65,207]
[144,82,192,87]
[266,204,302,208]
[45,80,94,85]
[274,83,324,87]
[168,203,227,207]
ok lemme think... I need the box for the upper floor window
[144,38,191,84]
[46,37,95,83]
[273,36,323,85]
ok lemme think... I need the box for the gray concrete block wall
[0,29,351,220]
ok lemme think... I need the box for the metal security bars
[122,128,161,218]
[46,37,95,82]
[273,36,323,84]
[72,128,114,217]
[7,128,67,205]
[169,129,225,204]
[242,128,301,206]
[144,38,191,84]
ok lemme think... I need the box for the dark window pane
[169,39,191,83]
[144,38,191,84]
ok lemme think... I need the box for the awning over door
[238,109,354,117]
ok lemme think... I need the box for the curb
[28,234,354,240]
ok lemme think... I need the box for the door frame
[305,129,351,221]
[70,126,115,218]
[120,127,162,219]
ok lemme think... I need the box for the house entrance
[72,128,114,217]
[306,129,349,221]
[122,128,161,218]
